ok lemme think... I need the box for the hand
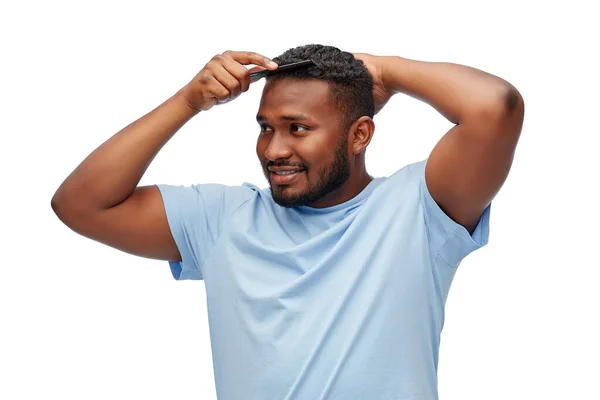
[179,51,278,112]
[353,52,393,115]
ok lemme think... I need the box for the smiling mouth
[269,170,305,185]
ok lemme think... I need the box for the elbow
[462,86,525,144]
[503,85,524,116]
[51,189,82,226]
[51,193,90,235]
[476,85,525,126]
[51,191,61,216]
[51,191,69,224]
[463,84,524,125]
[499,86,525,134]
[493,84,525,118]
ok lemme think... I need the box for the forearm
[52,90,198,213]
[381,56,516,124]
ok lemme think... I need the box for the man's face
[256,78,351,208]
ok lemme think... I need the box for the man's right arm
[51,51,277,261]
[51,92,196,261]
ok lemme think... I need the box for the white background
[1,0,598,398]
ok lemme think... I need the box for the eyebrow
[256,114,310,123]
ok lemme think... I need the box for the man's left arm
[376,56,525,234]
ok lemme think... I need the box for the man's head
[255,44,375,208]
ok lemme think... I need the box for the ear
[350,116,375,155]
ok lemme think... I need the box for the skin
[256,78,374,208]
[51,51,278,262]
[51,50,524,264]
[355,53,524,233]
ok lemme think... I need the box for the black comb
[250,60,314,83]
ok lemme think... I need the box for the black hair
[268,44,374,132]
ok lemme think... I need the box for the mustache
[265,162,305,169]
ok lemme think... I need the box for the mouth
[269,170,305,185]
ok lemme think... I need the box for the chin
[270,184,313,208]
[271,191,305,208]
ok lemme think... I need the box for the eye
[260,124,273,133]
[291,124,308,133]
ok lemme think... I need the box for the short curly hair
[268,44,374,132]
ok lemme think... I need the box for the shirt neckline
[295,176,383,214]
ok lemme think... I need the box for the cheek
[302,135,338,165]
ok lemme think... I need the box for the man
[51,44,524,399]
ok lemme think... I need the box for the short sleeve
[410,159,491,267]
[156,183,255,280]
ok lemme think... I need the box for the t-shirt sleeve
[156,183,255,280]
[410,159,491,267]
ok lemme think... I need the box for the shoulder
[156,181,262,220]
[158,181,259,199]
[372,159,427,197]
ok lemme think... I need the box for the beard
[267,134,351,208]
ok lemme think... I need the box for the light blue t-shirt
[157,159,490,400]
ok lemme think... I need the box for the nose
[263,133,293,162]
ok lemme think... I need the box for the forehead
[258,78,338,121]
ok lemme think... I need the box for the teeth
[274,170,301,175]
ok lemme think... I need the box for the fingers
[213,55,251,95]
[222,50,278,70]
[182,50,278,111]
[211,60,244,99]
[209,51,277,101]
[219,51,277,93]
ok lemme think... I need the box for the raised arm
[51,51,277,260]
[355,53,525,233]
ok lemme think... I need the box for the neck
[307,168,373,209]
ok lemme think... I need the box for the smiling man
[51,44,524,399]
[257,78,368,209]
